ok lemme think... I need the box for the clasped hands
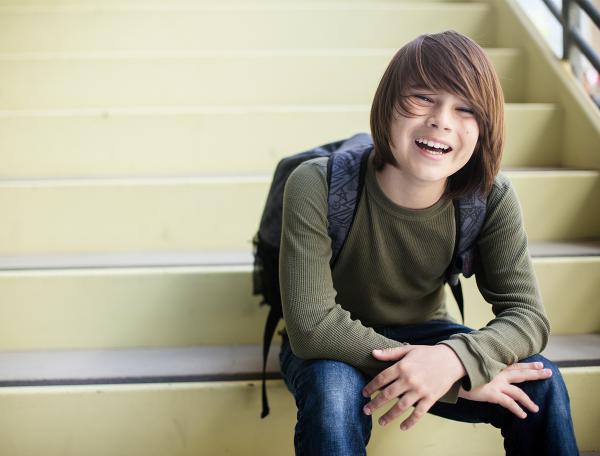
[361,344,552,431]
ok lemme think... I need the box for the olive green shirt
[279,153,550,403]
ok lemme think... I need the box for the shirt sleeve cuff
[437,338,488,391]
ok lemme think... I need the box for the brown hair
[370,31,504,198]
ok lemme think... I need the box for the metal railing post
[562,0,572,60]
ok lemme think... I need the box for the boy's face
[388,87,480,185]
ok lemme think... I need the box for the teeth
[416,138,450,151]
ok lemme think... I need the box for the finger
[363,363,406,398]
[377,392,420,427]
[364,382,409,416]
[505,385,539,414]
[400,398,435,431]
[504,362,544,371]
[505,368,553,384]
[371,345,413,361]
[497,395,527,419]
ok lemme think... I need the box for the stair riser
[0,5,493,53]
[0,172,596,255]
[0,368,596,455]
[0,51,524,110]
[448,258,600,335]
[0,258,597,351]
[0,105,561,178]
[0,266,265,350]
[510,173,600,241]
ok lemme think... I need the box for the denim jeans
[279,319,579,456]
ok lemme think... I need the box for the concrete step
[0,104,562,178]
[0,335,598,386]
[0,48,524,109]
[0,344,282,386]
[4,240,599,269]
[508,169,599,241]
[0,242,598,351]
[0,3,494,52]
[0,169,597,255]
[0,366,597,455]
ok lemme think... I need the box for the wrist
[437,344,467,381]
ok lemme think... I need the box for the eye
[414,94,433,102]
[458,107,474,114]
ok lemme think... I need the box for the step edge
[0,2,492,14]
[0,167,596,187]
[0,335,598,385]
[0,102,554,117]
[0,47,519,61]
[1,241,599,271]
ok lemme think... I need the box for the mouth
[414,139,453,156]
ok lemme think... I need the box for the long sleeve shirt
[279,152,550,403]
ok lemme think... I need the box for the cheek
[456,129,478,166]
[463,125,480,150]
[464,125,477,138]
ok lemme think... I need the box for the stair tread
[0,334,598,386]
[0,240,599,271]
[0,2,489,10]
[0,250,254,270]
[0,344,281,385]
[0,167,596,185]
[0,47,514,60]
[528,241,600,257]
[0,102,557,117]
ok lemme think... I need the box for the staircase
[0,0,598,454]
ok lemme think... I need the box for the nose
[426,105,453,131]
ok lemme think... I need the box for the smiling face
[370,32,505,199]
[387,87,480,186]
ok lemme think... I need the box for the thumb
[372,345,412,360]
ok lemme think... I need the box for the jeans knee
[496,356,578,454]
[519,355,571,412]
[305,361,367,414]
[295,360,371,429]
[292,360,372,454]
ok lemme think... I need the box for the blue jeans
[279,320,579,456]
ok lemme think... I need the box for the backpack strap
[447,191,488,322]
[327,143,372,267]
[260,305,281,418]
[255,239,283,419]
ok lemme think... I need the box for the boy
[278,31,579,455]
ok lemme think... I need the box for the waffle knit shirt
[279,152,551,403]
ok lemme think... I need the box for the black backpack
[252,133,487,418]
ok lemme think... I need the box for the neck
[375,165,446,209]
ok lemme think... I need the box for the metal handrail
[540,0,600,73]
